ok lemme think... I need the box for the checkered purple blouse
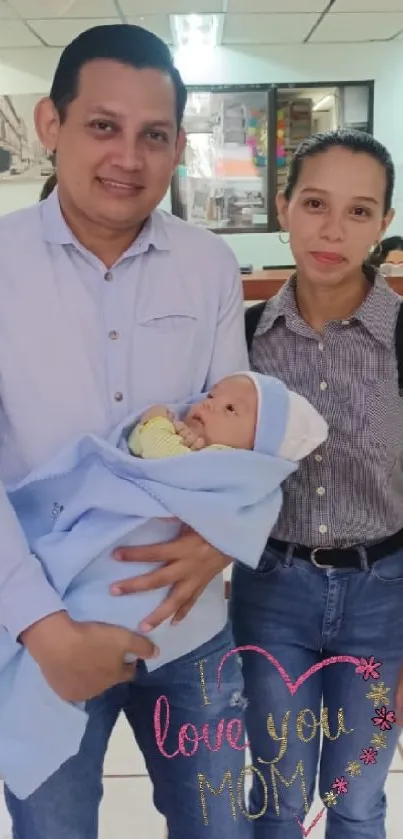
[250,275,403,548]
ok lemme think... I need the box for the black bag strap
[245,301,266,352]
[395,300,403,395]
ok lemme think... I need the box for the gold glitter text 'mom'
[197,706,353,826]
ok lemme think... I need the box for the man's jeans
[230,543,403,839]
[6,623,253,839]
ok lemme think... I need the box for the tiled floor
[0,717,402,838]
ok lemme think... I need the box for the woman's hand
[111,526,231,631]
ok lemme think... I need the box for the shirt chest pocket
[131,309,203,406]
[139,313,196,333]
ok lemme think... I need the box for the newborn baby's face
[184,375,257,449]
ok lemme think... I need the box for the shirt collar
[256,267,398,349]
[255,274,300,335]
[40,186,170,256]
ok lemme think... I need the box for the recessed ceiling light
[313,94,334,111]
[170,14,223,49]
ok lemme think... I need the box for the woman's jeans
[230,542,403,839]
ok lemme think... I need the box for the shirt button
[108,330,119,340]
[319,524,328,535]
[317,487,325,496]
[341,319,350,326]
[315,454,323,463]
[104,271,113,282]
[318,342,324,351]
[320,381,328,391]
[114,392,123,402]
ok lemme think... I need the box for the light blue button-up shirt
[0,189,248,660]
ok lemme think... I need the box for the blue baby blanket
[0,396,297,798]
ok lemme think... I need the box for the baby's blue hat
[243,372,290,457]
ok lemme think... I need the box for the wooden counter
[242,270,403,300]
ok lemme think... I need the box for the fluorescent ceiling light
[313,94,334,112]
[170,14,223,49]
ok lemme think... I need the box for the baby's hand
[173,421,205,451]
[141,405,174,424]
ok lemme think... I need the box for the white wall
[1,41,403,266]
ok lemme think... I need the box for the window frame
[170,80,374,235]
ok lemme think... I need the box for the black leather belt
[269,528,403,569]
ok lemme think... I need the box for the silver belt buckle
[310,547,335,570]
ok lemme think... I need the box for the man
[1,24,251,839]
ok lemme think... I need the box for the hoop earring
[371,241,383,258]
[279,231,290,245]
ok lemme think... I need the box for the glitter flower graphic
[366,682,391,707]
[323,791,338,807]
[332,777,349,796]
[289,651,390,835]
[360,747,378,766]
[371,706,396,732]
[345,760,362,777]
[371,731,388,750]
[356,656,382,681]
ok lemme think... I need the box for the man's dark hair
[284,129,395,215]
[39,171,57,201]
[50,24,187,130]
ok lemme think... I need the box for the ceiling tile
[0,0,18,18]
[0,19,42,45]
[120,0,222,12]
[69,0,118,13]
[126,15,172,44]
[10,0,117,17]
[333,0,403,10]
[27,17,120,46]
[228,0,325,10]
[223,12,318,44]
[310,11,403,41]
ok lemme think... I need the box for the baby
[129,372,327,463]
[0,371,328,800]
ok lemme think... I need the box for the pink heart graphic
[217,645,362,836]
[296,807,326,837]
[217,644,361,696]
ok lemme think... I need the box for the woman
[369,234,403,269]
[231,129,403,839]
